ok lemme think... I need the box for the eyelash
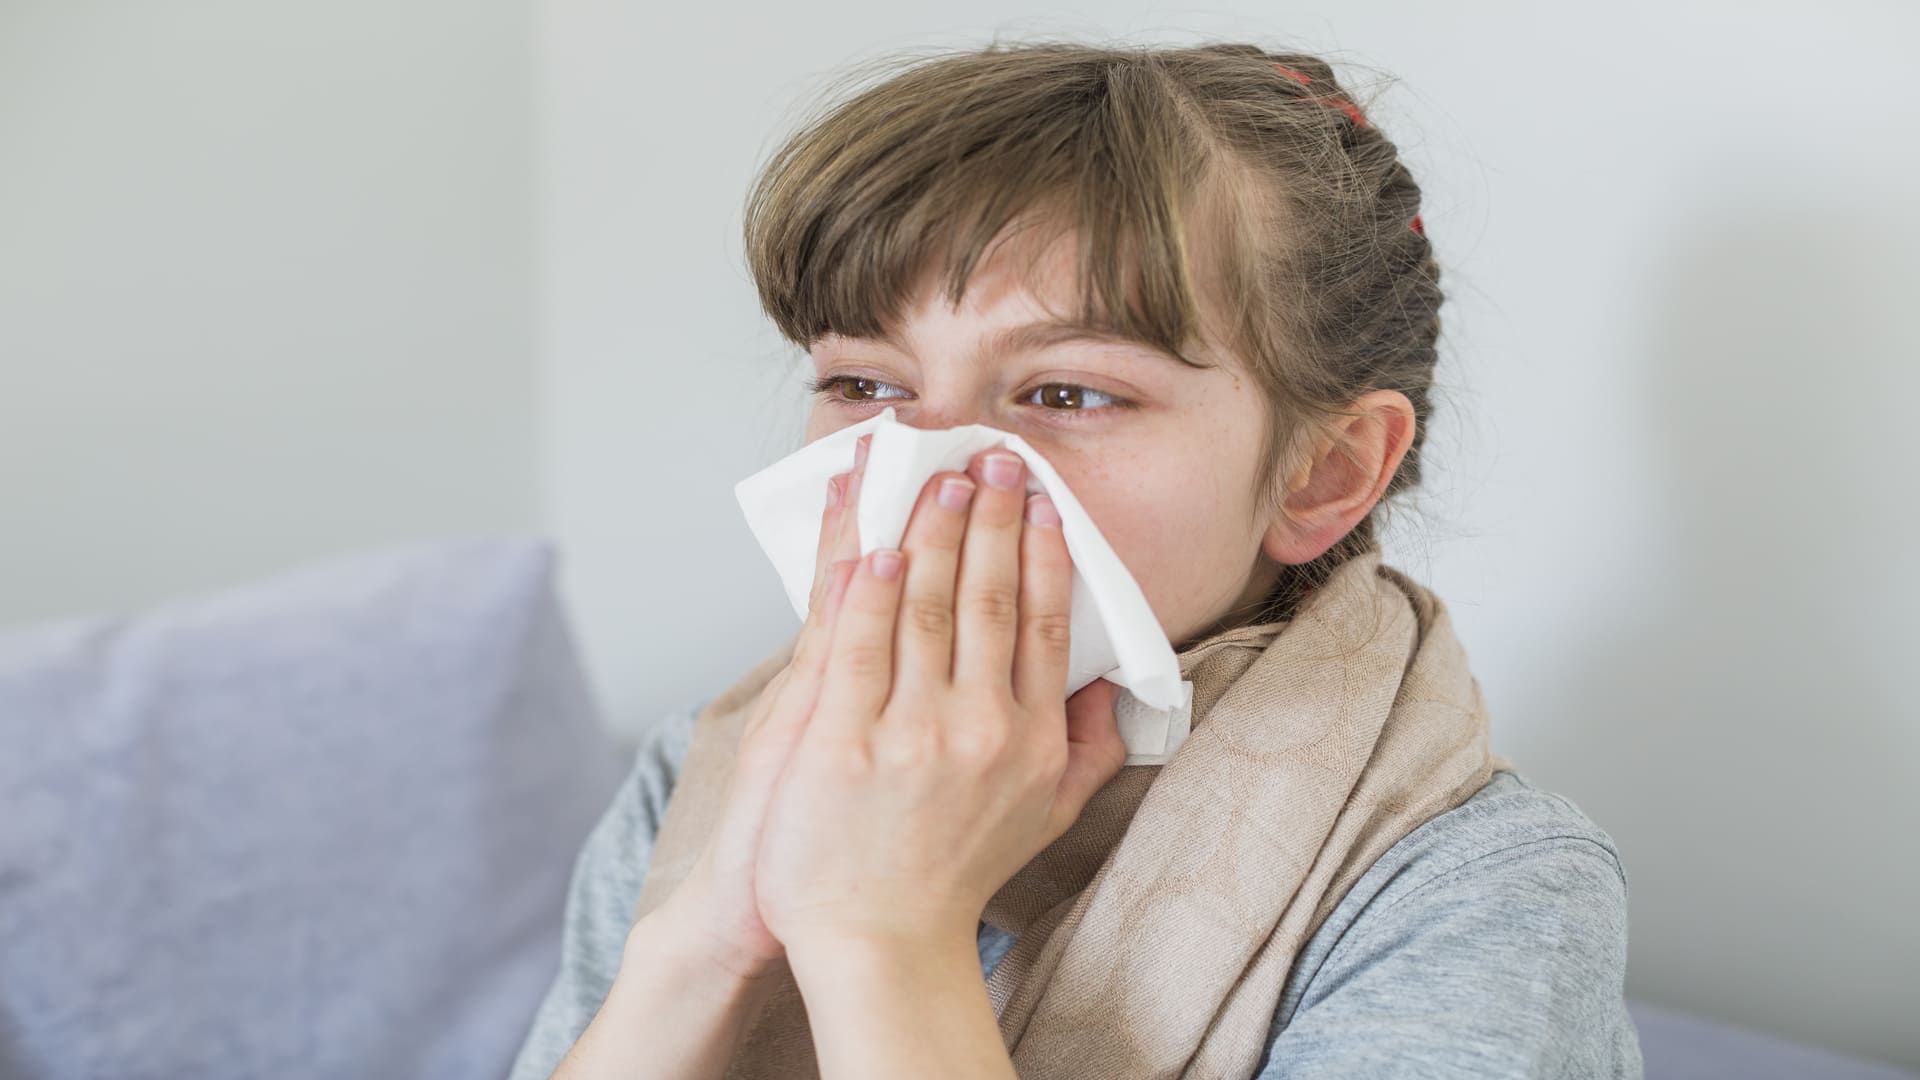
[807,375,1135,422]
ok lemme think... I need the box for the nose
[896,397,989,432]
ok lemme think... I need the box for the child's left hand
[752,445,1128,956]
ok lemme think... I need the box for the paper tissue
[734,405,1196,765]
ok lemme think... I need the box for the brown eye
[1035,384,1081,409]
[1027,383,1119,411]
[811,375,908,403]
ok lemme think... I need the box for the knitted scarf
[631,548,1513,1078]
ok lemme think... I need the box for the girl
[511,40,1640,1079]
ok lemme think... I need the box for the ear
[1261,390,1416,565]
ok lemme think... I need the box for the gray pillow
[0,535,630,1080]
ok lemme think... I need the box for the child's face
[803,231,1286,651]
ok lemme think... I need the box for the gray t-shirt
[508,702,1644,1079]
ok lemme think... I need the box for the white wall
[538,0,1919,1070]
[2,0,1914,1070]
[0,0,539,624]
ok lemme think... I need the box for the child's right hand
[649,432,873,981]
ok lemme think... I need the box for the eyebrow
[862,319,1209,370]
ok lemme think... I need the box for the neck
[1175,556,1292,651]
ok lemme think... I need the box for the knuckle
[794,621,837,670]
[806,561,850,616]
[875,725,938,770]
[902,594,953,637]
[917,522,965,553]
[791,639,819,676]
[1026,610,1073,650]
[816,738,875,780]
[959,686,1010,718]
[837,640,893,680]
[944,722,1010,765]
[965,582,1020,626]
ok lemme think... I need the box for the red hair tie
[1274,63,1426,239]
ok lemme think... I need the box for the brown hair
[743,40,1443,623]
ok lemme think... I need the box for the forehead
[815,222,1223,372]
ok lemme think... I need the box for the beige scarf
[632,548,1514,1078]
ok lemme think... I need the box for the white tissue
[734,405,1195,766]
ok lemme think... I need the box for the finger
[892,470,974,699]
[830,432,872,566]
[795,432,873,698]
[827,555,857,613]
[1012,491,1073,710]
[1048,677,1127,838]
[805,472,851,621]
[753,558,858,747]
[812,546,908,746]
[951,448,1028,690]
[804,558,859,683]
[794,547,857,681]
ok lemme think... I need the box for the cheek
[803,406,859,446]
[1065,459,1236,605]
[802,408,834,444]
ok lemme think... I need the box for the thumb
[1049,678,1128,836]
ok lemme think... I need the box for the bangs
[742,46,1260,370]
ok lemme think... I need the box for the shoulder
[1258,767,1642,1079]
[571,699,704,874]
[634,697,704,806]
[1291,766,1633,1003]
[1335,765,1629,922]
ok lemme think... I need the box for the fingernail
[826,474,843,507]
[937,476,975,511]
[854,434,870,469]
[983,451,1022,489]
[1025,493,1061,527]
[869,548,902,579]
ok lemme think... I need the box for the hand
[752,447,1129,956]
[652,432,878,981]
